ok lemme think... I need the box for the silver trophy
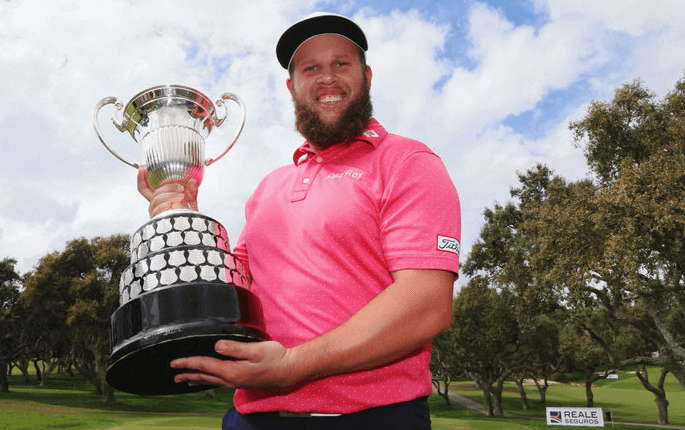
[94,85,267,395]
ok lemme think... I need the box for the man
[138,12,460,430]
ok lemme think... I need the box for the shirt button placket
[291,155,323,202]
[303,156,323,184]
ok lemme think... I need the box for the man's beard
[294,80,373,150]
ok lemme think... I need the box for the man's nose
[316,67,338,85]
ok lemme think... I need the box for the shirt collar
[292,119,387,165]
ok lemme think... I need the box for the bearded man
[139,12,461,430]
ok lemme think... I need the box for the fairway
[441,368,685,428]
[2,367,684,429]
[106,416,221,430]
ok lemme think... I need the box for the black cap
[276,12,368,69]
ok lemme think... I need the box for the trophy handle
[93,96,141,168]
[206,93,246,166]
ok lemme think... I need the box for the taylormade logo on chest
[326,169,364,181]
[437,235,460,255]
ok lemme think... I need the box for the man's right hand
[137,168,199,218]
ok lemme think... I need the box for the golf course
[1,366,684,429]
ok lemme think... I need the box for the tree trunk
[533,377,549,403]
[442,375,451,406]
[94,378,103,395]
[654,394,669,425]
[40,360,59,386]
[492,379,505,416]
[16,357,31,385]
[0,362,9,392]
[481,383,494,416]
[433,378,451,406]
[203,389,216,399]
[95,353,115,405]
[516,377,529,410]
[32,360,42,382]
[101,381,116,405]
[635,365,669,425]
[583,371,594,407]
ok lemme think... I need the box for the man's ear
[287,78,294,95]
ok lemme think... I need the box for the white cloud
[533,0,685,94]
[436,3,607,137]
[357,9,452,139]
[0,0,310,272]
[534,0,685,36]
[1,0,684,284]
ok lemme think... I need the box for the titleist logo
[437,235,460,255]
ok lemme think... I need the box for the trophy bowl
[93,84,245,189]
[94,86,266,395]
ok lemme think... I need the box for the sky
[1,0,684,288]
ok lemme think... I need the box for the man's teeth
[319,95,343,104]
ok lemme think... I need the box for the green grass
[0,370,232,429]
[427,395,658,430]
[1,367,683,429]
[445,367,685,427]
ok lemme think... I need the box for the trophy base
[106,330,261,396]
[106,282,266,395]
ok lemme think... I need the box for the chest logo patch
[326,169,364,181]
[437,235,460,255]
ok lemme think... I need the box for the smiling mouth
[317,94,344,104]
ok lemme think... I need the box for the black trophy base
[106,330,261,395]
[106,282,265,395]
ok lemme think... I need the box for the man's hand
[137,168,199,218]
[170,340,300,388]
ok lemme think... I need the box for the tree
[450,279,520,416]
[67,234,129,405]
[518,313,564,405]
[20,234,129,405]
[431,327,461,406]
[464,164,567,411]
[558,312,618,408]
[0,258,21,392]
[530,76,685,424]
[22,242,92,385]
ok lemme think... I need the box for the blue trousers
[222,397,431,430]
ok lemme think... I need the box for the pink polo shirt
[231,119,460,414]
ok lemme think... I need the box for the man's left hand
[170,340,300,388]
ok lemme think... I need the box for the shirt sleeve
[379,150,461,277]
